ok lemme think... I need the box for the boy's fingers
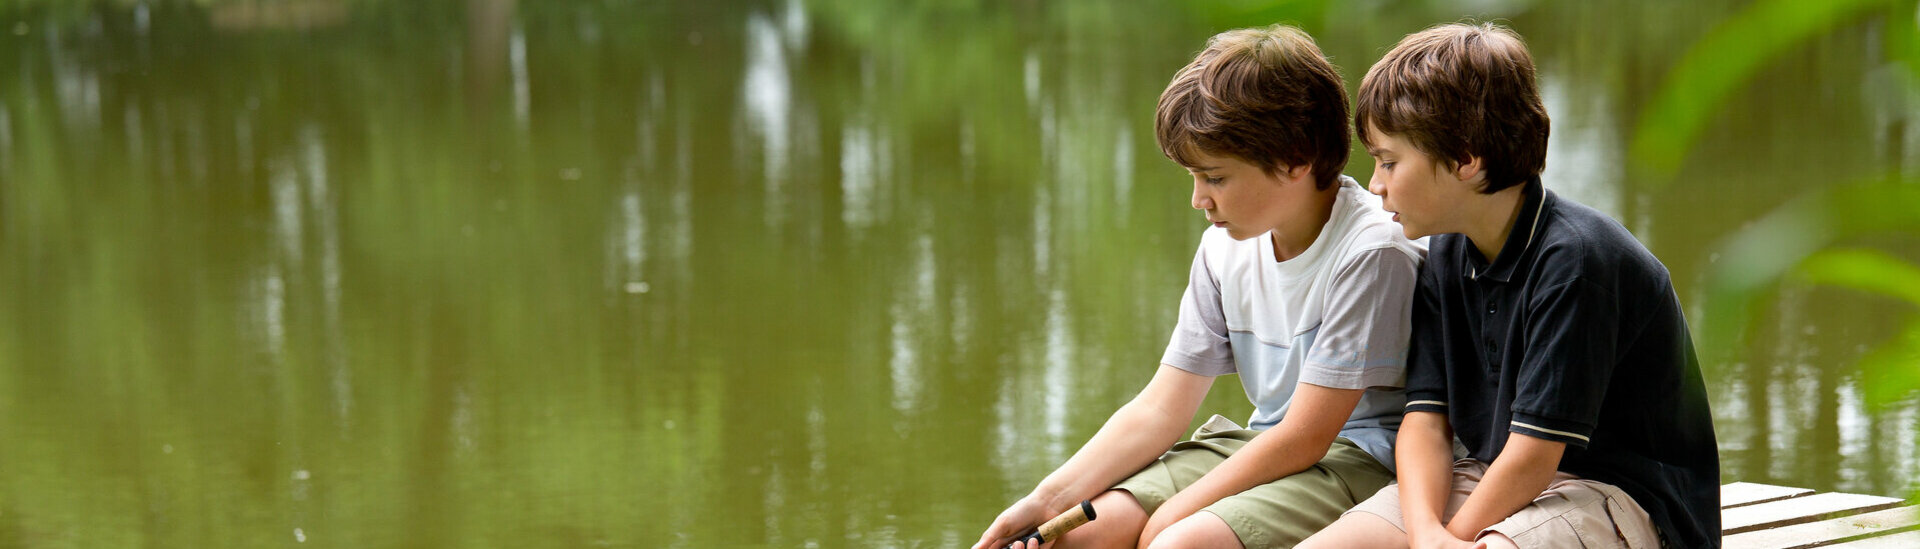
[972,529,1010,549]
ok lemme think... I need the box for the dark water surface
[1,1,1915,547]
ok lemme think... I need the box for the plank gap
[1722,493,1907,535]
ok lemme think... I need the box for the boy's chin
[1397,223,1432,240]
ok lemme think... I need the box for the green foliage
[1644,0,1920,421]
[1797,248,1920,408]
[1645,0,1920,498]
[1795,248,1920,405]
[1629,0,1891,177]
[1700,181,1920,407]
[1796,248,1920,308]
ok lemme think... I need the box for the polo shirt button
[1487,305,1496,315]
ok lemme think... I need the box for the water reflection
[0,1,1913,547]
[1538,75,1622,226]
[743,7,798,229]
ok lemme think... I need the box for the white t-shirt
[1160,176,1426,470]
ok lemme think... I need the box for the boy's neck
[1270,185,1340,262]
[1463,184,1529,264]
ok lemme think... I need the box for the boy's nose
[1192,184,1213,210]
[1367,179,1387,197]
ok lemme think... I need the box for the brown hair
[1155,24,1350,190]
[1356,22,1549,194]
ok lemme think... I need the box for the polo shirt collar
[1465,181,1549,283]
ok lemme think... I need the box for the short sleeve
[1509,278,1619,447]
[1301,247,1419,390]
[1402,258,1450,415]
[1161,243,1235,376]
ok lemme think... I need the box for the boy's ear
[1279,163,1311,185]
[1452,155,1486,185]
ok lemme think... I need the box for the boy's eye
[1379,162,1395,171]
[1205,176,1225,185]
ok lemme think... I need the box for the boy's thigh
[1111,426,1256,515]
[1486,477,1659,549]
[1116,434,1394,549]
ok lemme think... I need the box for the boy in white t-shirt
[972,24,1425,549]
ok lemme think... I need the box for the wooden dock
[1722,482,1918,548]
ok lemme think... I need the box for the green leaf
[1794,248,1920,308]
[1629,0,1890,178]
[1857,318,1920,407]
[1699,178,1920,364]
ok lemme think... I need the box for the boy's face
[1363,124,1471,239]
[1182,151,1315,241]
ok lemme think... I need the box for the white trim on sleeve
[1511,420,1592,443]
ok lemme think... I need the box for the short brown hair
[1155,24,1350,190]
[1356,22,1549,194]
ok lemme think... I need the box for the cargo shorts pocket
[1492,492,1589,548]
[1489,481,1651,549]
[1596,484,1659,549]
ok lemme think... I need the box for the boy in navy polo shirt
[1300,23,1720,549]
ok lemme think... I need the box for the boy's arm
[1028,364,1213,511]
[1396,411,1460,544]
[1141,244,1424,542]
[1138,381,1363,546]
[972,364,1211,549]
[1443,433,1566,540]
[1429,275,1612,540]
[1145,243,1421,545]
[1397,243,1458,546]
[1021,233,1231,514]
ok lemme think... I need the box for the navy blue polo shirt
[1403,183,1721,548]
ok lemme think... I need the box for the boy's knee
[1143,512,1240,549]
[1296,512,1404,549]
[1054,490,1147,549]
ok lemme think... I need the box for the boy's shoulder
[1530,190,1670,288]
[1422,188,1668,295]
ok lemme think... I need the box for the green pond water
[0,1,1915,547]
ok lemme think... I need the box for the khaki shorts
[1112,415,1395,549]
[1346,459,1661,548]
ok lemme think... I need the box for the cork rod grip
[1005,500,1097,549]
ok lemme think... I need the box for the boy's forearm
[1165,383,1363,513]
[1396,411,1456,534]
[1169,414,1334,508]
[1443,433,1565,539]
[1030,376,1198,511]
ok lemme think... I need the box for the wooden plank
[1820,528,1920,548]
[1724,482,1819,509]
[1722,492,1907,535]
[1721,506,1919,549]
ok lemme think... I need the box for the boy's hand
[971,496,1053,549]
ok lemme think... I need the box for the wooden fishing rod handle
[1005,500,1097,549]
